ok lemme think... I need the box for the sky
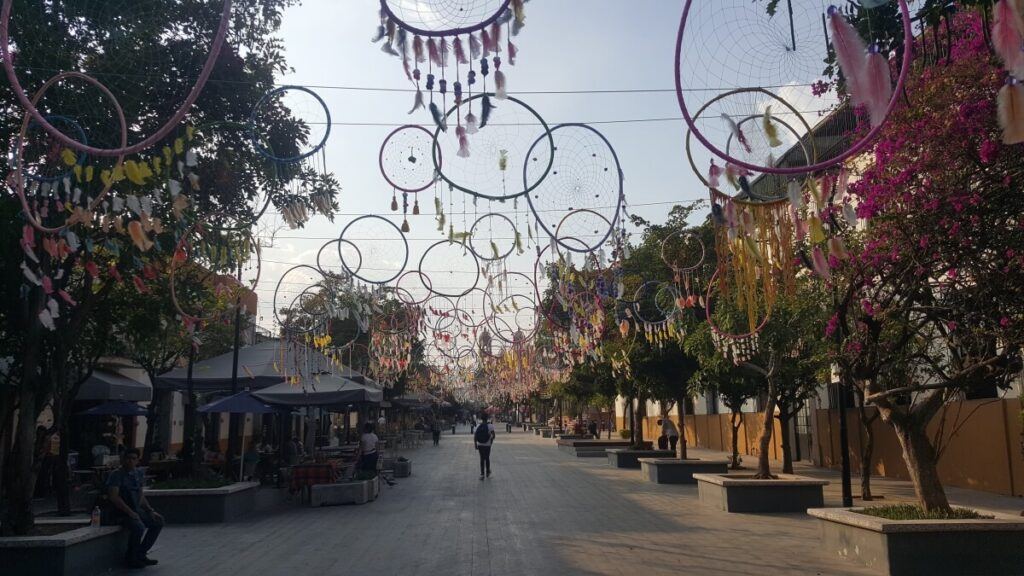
[249,0,886,333]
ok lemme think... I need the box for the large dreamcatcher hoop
[675,0,913,174]
[249,85,332,165]
[524,123,624,250]
[704,269,770,365]
[433,93,554,201]
[379,124,442,193]
[417,239,481,298]
[338,215,410,284]
[0,0,232,157]
[468,212,518,261]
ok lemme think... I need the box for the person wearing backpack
[473,415,496,480]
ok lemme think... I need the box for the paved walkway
[116,427,1020,576]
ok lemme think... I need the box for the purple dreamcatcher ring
[379,124,442,193]
[468,212,518,262]
[675,0,913,174]
[0,0,232,157]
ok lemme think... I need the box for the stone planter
[145,481,259,523]
[0,519,128,576]
[638,458,730,484]
[556,439,647,457]
[693,473,828,513]
[606,449,675,469]
[807,507,1024,575]
[393,459,411,478]
[310,479,375,506]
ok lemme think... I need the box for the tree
[830,12,1024,512]
[0,0,340,535]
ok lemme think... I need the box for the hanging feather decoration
[440,38,450,67]
[371,24,386,43]
[454,37,468,64]
[469,34,482,60]
[720,113,752,153]
[494,69,507,99]
[414,36,425,63]
[511,0,526,35]
[429,101,448,132]
[465,110,479,134]
[787,180,803,210]
[997,76,1024,144]
[490,21,502,53]
[479,95,495,129]
[456,125,471,158]
[427,38,441,67]
[994,0,1024,75]
[862,44,892,127]
[481,29,492,57]
[708,161,722,188]
[843,203,858,227]
[828,237,850,261]
[408,88,425,114]
[811,246,832,280]
[828,5,868,105]
[762,106,782,147]
[508,41,518,65]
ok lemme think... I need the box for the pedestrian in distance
[660,417,680,453]
[474,415,496,480]
[431,418,442,446]
[106,448,164,568]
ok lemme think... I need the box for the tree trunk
[635,395,646,445]
[754,389,777,479]
[859,408,877,501]
[4,384,39,535]
[891,417,950,512]
[675,390,688,460]
[627,396,635,445]
[730,410,743,469]
[779,412,794,474]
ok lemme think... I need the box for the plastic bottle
[91,506,101,527]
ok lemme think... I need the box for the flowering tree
[832,12,1024,512]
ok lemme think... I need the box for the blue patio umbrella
[78,400,148,417]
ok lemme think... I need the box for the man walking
[661,416,680,454]
[106,448,164,568]
[474,415,496,480]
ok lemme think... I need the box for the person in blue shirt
[106,448,164,568]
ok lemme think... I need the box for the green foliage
[855,504,990,521]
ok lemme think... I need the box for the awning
[198,391,282,414]
[392,390,441,407]
[254,373,383,407]
[78,400,149,417]
[156,339,338,392]
[76,368,152,402]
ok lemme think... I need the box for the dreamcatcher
[676,0,913,175]
[371,0,527,134]
[338,215,410,284]
[524,123,624,253]
[379,124,441,231]
[661,230,708,311]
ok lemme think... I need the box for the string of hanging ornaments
[371,0,527,133]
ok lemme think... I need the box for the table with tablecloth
[289,463,336,494]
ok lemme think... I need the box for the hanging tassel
[391,192,398,211]
[481,29,492,57]
[862,44,892,127]
[708,161,722,188]
[511,0,526,34]
[998,76,1024,144]
[811,246,832,281]
[454,37,468,64]
[456,125,471,158]
[413,36,425,63]
[430,101,448,132]
[427,38,441,67]
[508,40,518,65]
[480,95,495,129]
[994,0,1024,74]
[494,69,507,99]
[828,5,868,105]
[465,110,479,134]
[408,88,425,114]
[469,34,482,59]
[762,106,782,147]
[401,218,411,232]
[440,37,450,67]
[720,113,752,153]
[490,21,502,53]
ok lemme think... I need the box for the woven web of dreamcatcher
[524,123,623,253]
[0,0,231,156]
[379,124,441,193]
[380,0,509,35]
[338,215,409,284]
[433,94,553,201]
[676,0,913,174]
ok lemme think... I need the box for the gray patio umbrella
[253,373,383,406]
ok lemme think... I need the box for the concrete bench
[638,458,730,484]
[0,519,128,576]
